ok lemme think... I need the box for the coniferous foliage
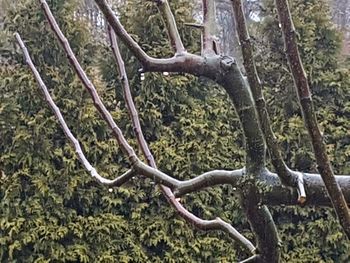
[0,0,349,262]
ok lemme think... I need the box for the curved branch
[173,169,244,197]
[161,186,256,253]
[15,33,136,188]
[108,27,255,253]
[94,0,206,74]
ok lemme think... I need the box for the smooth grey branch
[155,0,186,54]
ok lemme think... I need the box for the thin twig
[39,0,137,163]
[15,32,136,187]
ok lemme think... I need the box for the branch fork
[15,0,350,261]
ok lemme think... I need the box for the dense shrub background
[0,0,349,261]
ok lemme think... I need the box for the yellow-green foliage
[1,0,349,262]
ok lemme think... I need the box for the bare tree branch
[231,0,306,203]
[39,0,138,164]
[34,0,257,253]
[154,0,186,54]
[107,26,156,167]
[173,169,244,197]
[14,32,136,187]
[161,185,256,254]
[202,0,218,55]
[137,168,350,207]
[107,26,255,254]
[275,0,350,238]
[94,0,208,74]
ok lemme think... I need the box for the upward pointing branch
[38,0,138,164]
[202,0,218,55]
[231,0,306,203]
[155,0,186,54]
[275,0,350,238]
[107,26,156,167]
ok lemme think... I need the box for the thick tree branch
[154,0,186,54]
[15,33,136,187]
[231,0,306,203]
[202,0,218,55]
[275,0,350,238]
[173,169,244,196]
[133,167,350,207]
[213,57,279,261]
[108,27,255,254]
[214,57,266,172]
[170,166,350,207]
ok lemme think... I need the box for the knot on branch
[220,55,236,71]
